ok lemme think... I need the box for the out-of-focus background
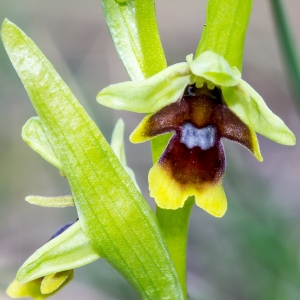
[0,0,300,299]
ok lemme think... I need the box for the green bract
[101,0,145,80]
[97,50,295,147]
[195,0,253,70]
[1,19,184,300]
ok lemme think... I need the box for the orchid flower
[97,41,295,219]
[2,0,297,298]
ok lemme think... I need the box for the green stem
[156,198,194,299]
[135,0,167,77]
[134,1,195,297]
[134,1,192,296]
[149,133,192,299]
[270,0,300,105]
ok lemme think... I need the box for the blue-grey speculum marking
[180,123,216,150]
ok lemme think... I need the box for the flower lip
[180,123,217,150]
[131,83,264,215]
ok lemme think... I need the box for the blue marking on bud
[50,219,78,240]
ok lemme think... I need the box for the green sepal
[17,221,99,283]
[2,19,183,299]
[111,118,140,191]
[25,195,74,207]
[187,51,241,87]
[222,80,296,145]
[97,62,190,113]
[22,117,62,170]
[101,0,145,80]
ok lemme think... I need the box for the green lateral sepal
[97,62,191,113]
[222,80,296,145]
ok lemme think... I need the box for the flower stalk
[156,198,194,298]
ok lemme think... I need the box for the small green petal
[17,221,100,283]
[22,117,62,170]
[111,118,140,191]
[40,270,73,295]
[25,195,75,207]
[97,62,191,113]
[187,51,241,87]
[222,80,296,145]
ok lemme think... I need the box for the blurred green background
[0,1,300,299]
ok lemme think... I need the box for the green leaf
[97,62,190,113]
[195,0,253,71]
[17,221,99,283]
[22,117,62,170]
[222,80,296,145]
[101,0,145,80]
[2,20,183,299]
